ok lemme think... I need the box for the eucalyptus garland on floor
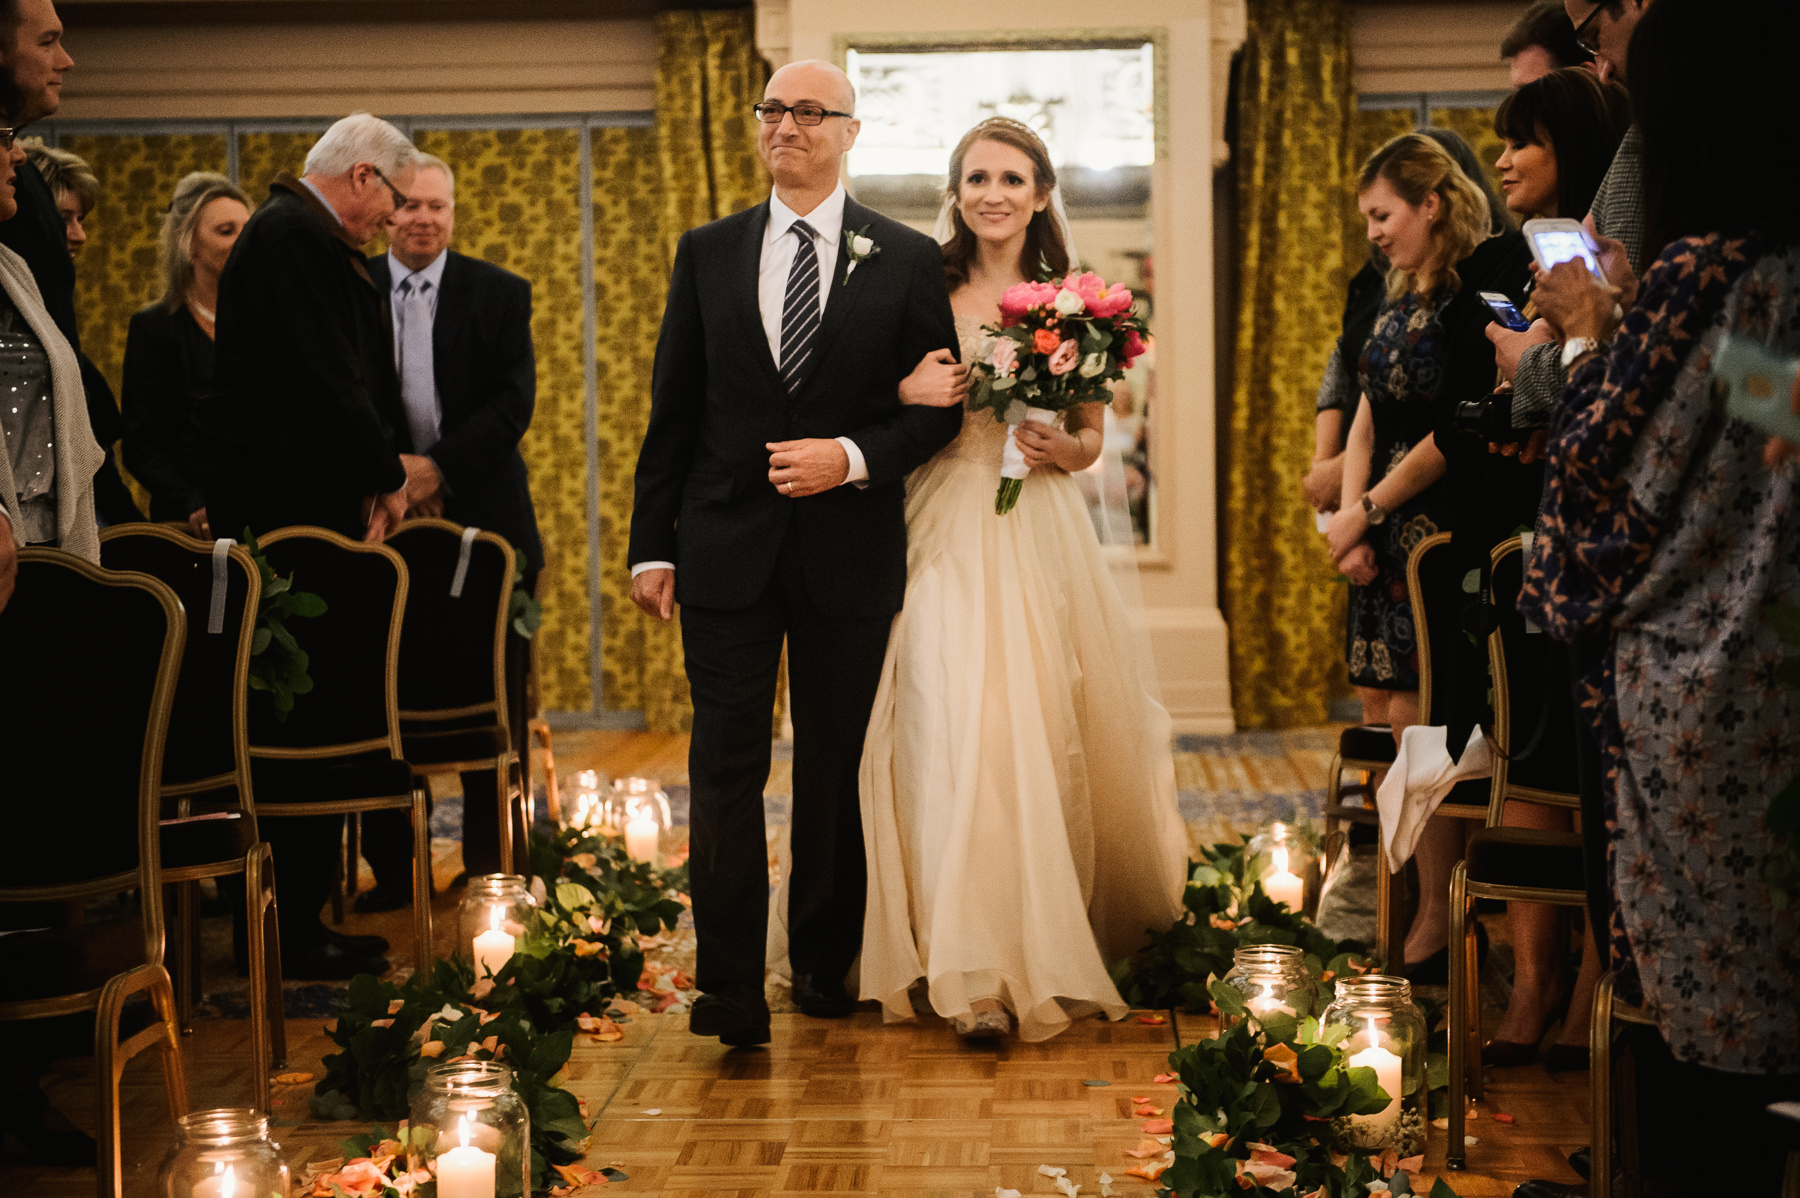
[1110,837,1374,1013]
[312,830,689,1193]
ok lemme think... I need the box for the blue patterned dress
[1519,232,1800,1074]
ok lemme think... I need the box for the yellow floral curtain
[60,133,229,512]
[1429,106,1505,204]
[595,8,769,733]
[1220,0,1358,729]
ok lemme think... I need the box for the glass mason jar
[1220,943,1320,1024]
[409,1060,532,1198]
[159,1108,290,1198]
[1245,821,1316,914]
[1321,975,1428,1156]
[609,776,672,864]
[564,769,608,832]
[457,874,535,983]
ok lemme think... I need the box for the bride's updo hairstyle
[940,117,1071,290]
[1357,131,1491,300]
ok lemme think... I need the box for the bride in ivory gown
[857,117,1187,1041]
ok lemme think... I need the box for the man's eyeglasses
[370,166,409,210]
[0,128,16,152]
[1571,2,1607,54]
[752,101,853,127]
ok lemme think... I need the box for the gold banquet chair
[0,548,190,1196]
[385,519,527,875]
[1446,535,1587,1171]
[249,527,432,968]
[99,524,285,1112]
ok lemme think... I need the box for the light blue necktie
[396,276,440,454]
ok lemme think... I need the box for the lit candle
[436,1115,497,1198]
[1347,1017,1402,1135]
[192,1163,238,1198]
[471,907,514,981]
[624,801,659,863]
[1248,984,1296,1018]
[1265,847,1304,910]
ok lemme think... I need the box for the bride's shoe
[951,1007,1013,1039]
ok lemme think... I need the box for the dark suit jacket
[120,303,216,521]
[0,159,142,523]
[629,196,961,619]
[366,250,543,575]
[203,174,406,537]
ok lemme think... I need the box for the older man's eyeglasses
[752,101,852,127]
[1571,2,1607,54]
[0,128,16,152]
[370,166,409,210]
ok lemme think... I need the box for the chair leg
[95,964,190,1197]
[411,788,434,970]
[498,751,515,877]
[349,813,364,900]
[330,817,347,926]
[531,718,560,824]
[261,847,287,1069]
[1617,1042,1641,1198]
[1376,846,1398,969]
[1591,972,1614,1198]
[1447,861,1470,1170]
[95,979,124,1198]
[175,880,197,1034]
[243,849,273,1113]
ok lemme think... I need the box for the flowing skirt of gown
[857,339,1187,1042]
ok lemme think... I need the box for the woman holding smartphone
[1325,132,1529,981]
[1477,66,1632,1073]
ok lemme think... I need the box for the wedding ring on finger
[784,481,793,494]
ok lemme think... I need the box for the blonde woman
[120,172,251,536]
[1324,131,1532,979]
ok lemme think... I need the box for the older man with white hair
[202,112,421,979]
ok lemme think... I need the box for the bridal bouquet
[968,271,1149,514]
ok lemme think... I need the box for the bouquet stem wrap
[997,405,1056,515]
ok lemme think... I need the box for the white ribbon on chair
[208,537,235,635]
[450,526,480,598]
[1376,725,1494,873]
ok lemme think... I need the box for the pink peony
[1047,339,1080,375]
[1065,270,1134,318]
[988,338,1019,377]
[1121,329,1148,367]
[1000,280,1057,317]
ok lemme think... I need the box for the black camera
[1454,390,1528,444]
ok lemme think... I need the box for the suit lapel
[733,202,784,392]
[801,198,876,394]
[432,252,471,418]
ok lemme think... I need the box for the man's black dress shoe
[1567,1148,1591,1179]
[352,882,411,914]
[325,927,390,955]
[1513,1181,1585,1198]
[284,939,389,981]
[689,991,771,1047]
[792,973,855,1018]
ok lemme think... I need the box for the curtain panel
[1220,0,1358,729]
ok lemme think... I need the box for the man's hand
[1531,259,1622,344]
[400,454,445,512]
[1490,429,1549,465]
[362,486,408,543]
[0,531,14,615]
[630,567,675,622]
[1326,502,1370,564]
[767,439,849,497]
[1487,319,1557,383]
[1302,454,1344,513]
[187,506,211,540]
[898,348,969,408]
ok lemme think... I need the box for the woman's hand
[1339,541,1378,586]
[1531,258,1623,344]
[1303,453,1344,513]
[1326,502,1370,563]
[898,348,969,407]
[1016,418,1082,471]
[187,506,211,539]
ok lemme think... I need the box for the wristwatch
[1561,336,1604,372]
[1361,493,1388,526]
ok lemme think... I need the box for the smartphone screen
[1481,293,1532,332]
[1530,228,1603,277]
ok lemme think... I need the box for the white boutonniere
[844,225,880,283]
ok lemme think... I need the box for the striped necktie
[779,219,820,393]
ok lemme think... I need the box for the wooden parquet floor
[1,730,1593,1196]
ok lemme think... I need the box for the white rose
[850,234,874,257]
[1078,352,1107,378]
[1053,287,1085,316]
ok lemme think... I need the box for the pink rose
[1032,327,1062,356]
[1000,280,1057,318]
[1066,270,1134,318]
[987,338,1019,377]
[1121,329,1148,367]
[1047,339,1080,375]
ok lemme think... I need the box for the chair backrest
[386,518,514,726]
[1486,536,1581,822]
[99,525,260,804]
[1407,530,1492,812]
[249,527,406,759]
[0,549,183,966]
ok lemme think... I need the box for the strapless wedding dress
[856,315,1187,1041]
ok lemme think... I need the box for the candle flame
[459,1114,473,1150]
[489,906,503,934]
[1365,1014,1383,1049]
[1272,846,1288,874]
[220,1164,237,1198]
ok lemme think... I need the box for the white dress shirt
[631,186,868,580]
